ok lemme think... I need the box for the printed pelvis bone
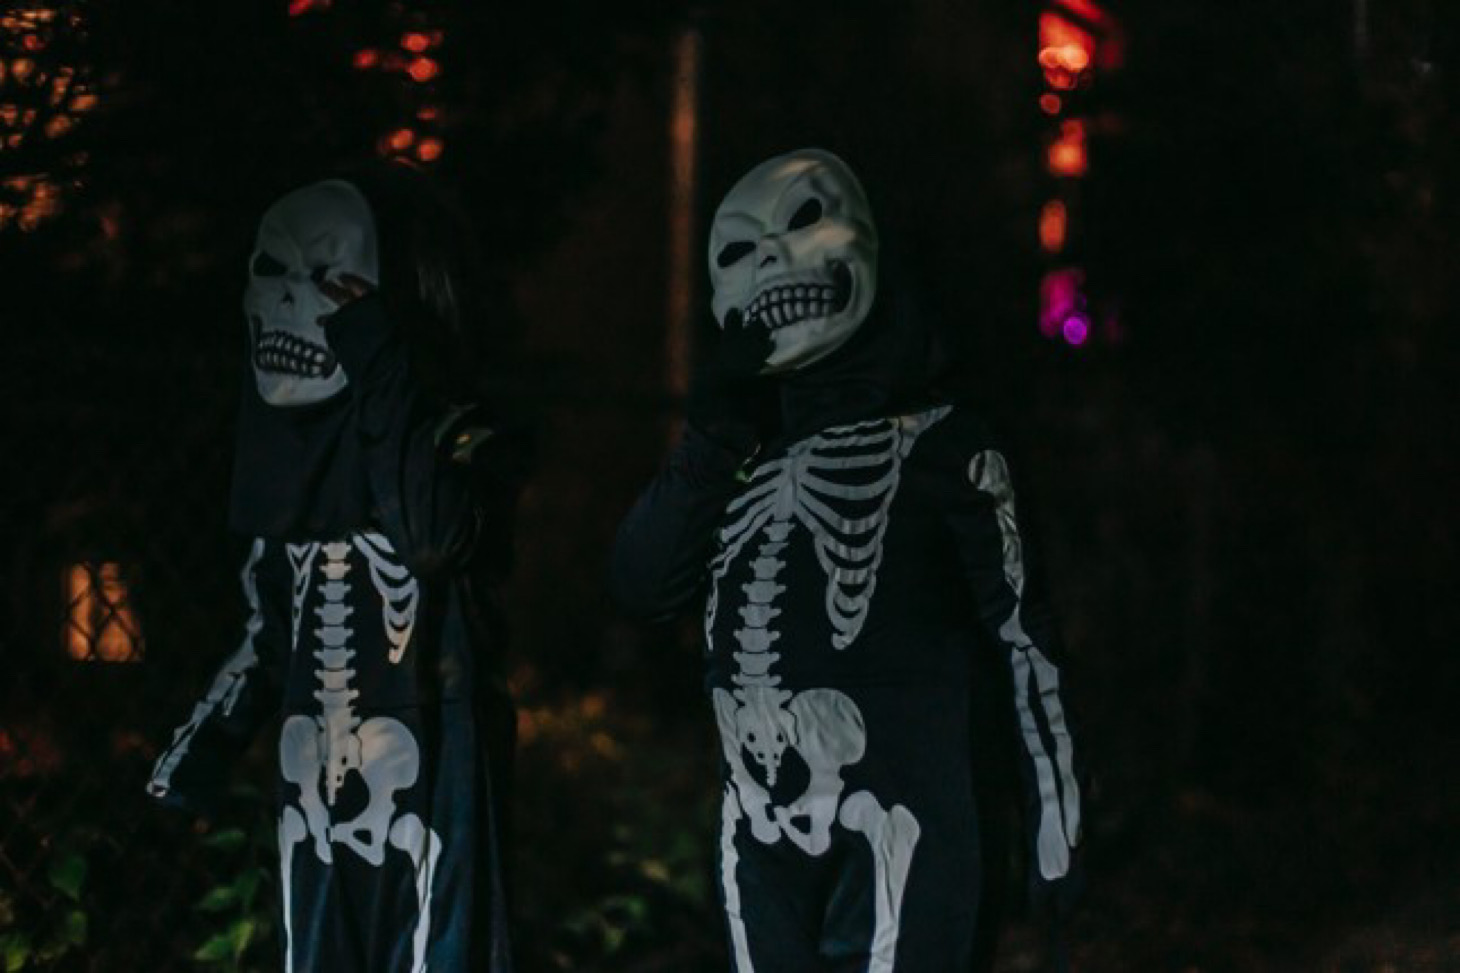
[714,686,867,856]
[243,179,380,407]
[279,714,441,972]
[715,686,921,970]
[708,148,878,374]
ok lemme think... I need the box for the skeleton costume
[148,179,515,973]
[614,150,1081,970]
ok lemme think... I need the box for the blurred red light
[353,48,379,70]
[416,138,443,162]
[407,57,439,83]
[1039,200,1068,253]
[402,32,431,53]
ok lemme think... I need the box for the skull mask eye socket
[717,240,755,268]
[786,197,822,232]
[252,251,287,277]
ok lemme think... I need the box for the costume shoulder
[898,402,998,468]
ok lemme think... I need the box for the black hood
[227,374,372,539]
[775,246,942,442]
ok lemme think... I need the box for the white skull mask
[243,179,380,407]
[708,149,878,374]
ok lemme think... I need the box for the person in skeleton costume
[614,149,1082,970]
[147,170,518,972]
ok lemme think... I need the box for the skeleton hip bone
[715,687,921,969]
[714,686,867,856]
[278,714,441,973]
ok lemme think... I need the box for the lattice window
[62,561,144,663]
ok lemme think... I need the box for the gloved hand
[686,318,774,453]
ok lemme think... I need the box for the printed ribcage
[707,417,922,656]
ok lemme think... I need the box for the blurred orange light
[388,127,416,152]
[1040,10,1095,56]
[12,58,35,82]
[353,48,379,69]
[416,105,440,121]
[1039,11,1095,90]
[402,31,431,53]
[1048,120,1088,178]
[407,57,439,83]
[1040,93,1062,115]
[1039,199,1068,252]
[415,137,443,162]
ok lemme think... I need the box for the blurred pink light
[1062,314,1091,346]
[1040,266,1085,338]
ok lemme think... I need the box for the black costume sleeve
[610,426,755,620]
[941,416,1083,905]
[325,296,481,579]
[146,539,289,816]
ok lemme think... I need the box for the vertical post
[665,24,702,421]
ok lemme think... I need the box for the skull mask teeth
[251,319,338,379]
[243,179,379,408]
[709,149,878,374]
[727,262,853,333]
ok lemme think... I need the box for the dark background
[1,1,1456,970]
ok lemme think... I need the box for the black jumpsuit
[148,297,515,973]
[614,406,1081,971]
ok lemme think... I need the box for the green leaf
[0,931,32,973]
[227,918,256,961]
[46,852,87,902]
[61,910,87,948]
[193,932,235,963]
[200,828,248,852]
[195,886,239,914]
[232,868,264,907]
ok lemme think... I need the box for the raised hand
[686,318,774,451]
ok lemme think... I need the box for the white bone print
[276,531,438,973]
[711,407,949,971]
[147,540,268,799]
[353,530,419,662]
[968,449,1081,879]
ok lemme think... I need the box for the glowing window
[64,562,144,663]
